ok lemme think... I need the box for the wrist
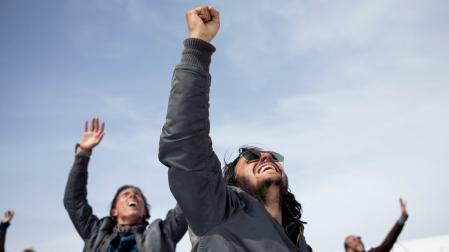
[75,144,92,157]
[189,33,212,43]
[181,38,216,72]
[0,221,10,230]
[397,213,408,225]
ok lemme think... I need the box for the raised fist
[186,6,220,43]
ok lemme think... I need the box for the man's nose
[259,152,274,162]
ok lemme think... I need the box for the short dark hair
[109,185,151,223]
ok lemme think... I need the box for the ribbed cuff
[397,214,408,225]
[181,38,216,72]
[0,221,10,230]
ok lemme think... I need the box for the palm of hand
[79,118,105,150]
[80,131,103,150]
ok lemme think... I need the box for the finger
[97,118,101,132]
[193,6,208,14]
[191,6,210,22]
[98,132,105,142]
[84,120,88,132]
[91,118,95,131]
[187,6,205,19]
[208,6,220,21]
[100,122,105,134]
[94,117,100,132]
[199,8,211,22]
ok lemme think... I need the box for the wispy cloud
[1,0,448,251]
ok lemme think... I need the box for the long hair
[223,151,306,234]
[109,185,151,223]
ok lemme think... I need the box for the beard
[236,174,289,205]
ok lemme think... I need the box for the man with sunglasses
[344,199,409,252]
[159,6,312,252]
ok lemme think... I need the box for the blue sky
[1,0,448,251]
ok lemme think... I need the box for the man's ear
[112,208,118,217]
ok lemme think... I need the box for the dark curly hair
[109,185,151,223]
[223,147,306,243]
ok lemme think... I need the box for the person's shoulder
[96,216,115,230]
[147,219,163,228]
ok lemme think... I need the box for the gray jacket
[63,154,187,252]
[159,38,312,252]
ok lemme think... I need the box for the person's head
[109,185,150,225]
[223,147,304,228]
[224,147,287,198]
[344,235,365,252]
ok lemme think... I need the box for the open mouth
[128,201,138,207]
[257,164,279,174]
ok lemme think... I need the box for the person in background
[64,118,187,252]
[0,210,14,252]
[344,198,409,252]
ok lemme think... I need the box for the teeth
[259,165,276,173]
[128,201,137,207]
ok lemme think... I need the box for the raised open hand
[79,118,105,152]
[186,6,220,42]
[2,210,14,223]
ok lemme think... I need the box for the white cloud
[2,0,448,251]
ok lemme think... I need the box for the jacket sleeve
[370,216,407,252]
[161,204,188,244]
[159,38,238,235]
[0,222,9,252]
[63,154,100,240]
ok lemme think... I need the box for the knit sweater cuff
[180,38,216,72]
[0,222,10,230]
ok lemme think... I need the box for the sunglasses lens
[241,148,284,163]
[241,150,260,162]
[269,151,284,162]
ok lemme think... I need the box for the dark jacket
[0,222,10,252]
[159,38,312,252]
[368,216,407,252]
[63,154,187,252]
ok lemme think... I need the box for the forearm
[159,38,217,176]
[159,39,231,235]
[0,222,9,252]
[372,215,407,252]
[63,153,98,239]
[63,154,90,209]
[159,38,215,159]
[162,204,188,243]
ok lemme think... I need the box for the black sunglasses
[239,148,284,163]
